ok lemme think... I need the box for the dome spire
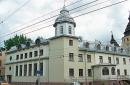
[124,12,130,36]
[110,31,119,47]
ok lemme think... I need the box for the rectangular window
[87,55,91,62]
[69,26,72,34]
[60,26,63,34]
[16,55,19,60]
[123,58,126,64]
[79,69,83,77]
[34,51,38,57]
[24,64,27,76]
[39,49,43,56]
[15,66,18,76]
[78,54,83,62]
[19,65,22,76]
[117,69,120,75]
[28,64,32,76]
[40,62,43,76]
[88,69,92,77]
[20,54,23,59]
[29,52,32,58]
[99,56,103,63]
[34,63,37,76]
[124,69,127,75]
[69,40,73,46]
[69,68,74,77]
[116,57,119,64]
[108,57,111,63]
[25,53,27,58]
[69,53,74,61]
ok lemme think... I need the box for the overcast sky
[0,0,130,46]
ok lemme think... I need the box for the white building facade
[5,7,130,85]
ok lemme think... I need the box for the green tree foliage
[4,34,32,50]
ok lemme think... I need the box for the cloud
[0,0,129,47]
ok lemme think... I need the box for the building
[5,6,130,85]
[0,48,6,78]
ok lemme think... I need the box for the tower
[53,6,76,37]
[122,14,130,47]
[110,32,119,47]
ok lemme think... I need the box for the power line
[0,0,83,37]
[23,0,127,36]
[0,0,30,24]
[0,0,127,45]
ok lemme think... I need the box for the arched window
[102,67,109,75]
[97,44,101,50]
[69,26,72,34]
[111,67,115,75]
[106,46,109,51]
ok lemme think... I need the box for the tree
[4,34,32,50]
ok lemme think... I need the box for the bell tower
[122,14,130,47]
[53,6,76,37]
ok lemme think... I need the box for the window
[69,68,74,77]
[29,52,32,58]
[89,82,92,85]
[40,62,43,76]
[78,54,83,62]
[111,67,115,75]
[69,26,72,34]
[9,66,11,71]
[79,69,83,77]
[34,63,37,76]
[16,55,19,60]
[106,46,109,51]
[20,54,23,59]
[114,47,116,52]
[87,55,91,62]
[24,64,27,76]
[25,53,27,58]
[69,53,74,61]
[88,69,92,77]
[15,66,18,76]
[34,51,38,57]
[124,69,127,75]
[85,42,89,48]
[97,44,101,50]
[60,26,63,34]
[0,53,2,56]
[39,49,43,56]
[127,38,129,41]
[116,58,119,64]
[117,69,120,75]
[28,64,32,76]
[19,65,22,76]
[108,57,111,63]
[10,56,12,61]
[69,40,73,46]
[99,56,103,63]
[102,67,109,75]
[123,58,126,64]
[120,48,123,53]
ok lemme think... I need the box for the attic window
[85,42,89,48]
[120,48,123,53]
[106,46,109,51]
[97,44,101,50]
[114,47,116,52]
[69,26,72,34]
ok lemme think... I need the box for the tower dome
[53,6,76,27]
[53,6,76,37]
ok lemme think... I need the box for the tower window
[60,26,63,34]
[69,26,72,34]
